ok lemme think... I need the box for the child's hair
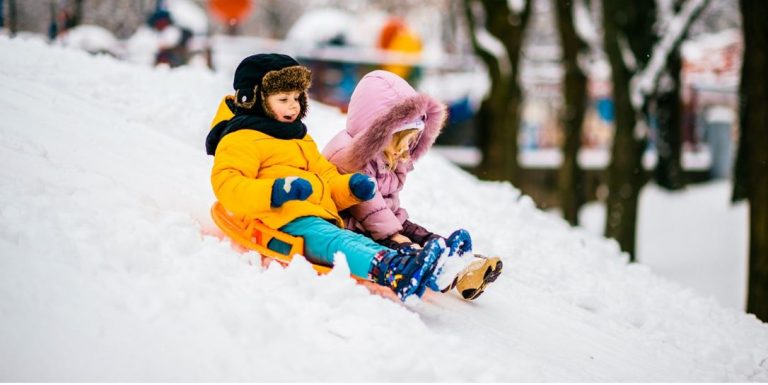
[383,129,420,170]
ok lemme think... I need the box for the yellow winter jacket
[209,96,360,230]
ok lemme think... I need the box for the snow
[681,28,741,62]
[706,105,737,123]
[285,8,388,49]
[166,0,209,35]
[283,177,297,193]
[285,8,355,45]
[571,0,611,80]
[507,0,526,15]
[418,69,489,107]
[1,36,768,381]
[157,25,183,49]
[475,28,511,76]
[55,25,120,56]
[572,0,600,49]
[439,147,710,171]
[124,26,161,66]
[580,181,748,311]
[617,33,638,72]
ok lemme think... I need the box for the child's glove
[349,173,376,201]
[271,177,313,208]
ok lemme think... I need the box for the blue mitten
[271,177,313,208]
[349,173,376,201]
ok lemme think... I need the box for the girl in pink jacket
[323,70,502,300]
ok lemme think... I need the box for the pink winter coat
[322,70,447,240]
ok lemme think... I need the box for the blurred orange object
[208,0,253,24]
[377,17,422,79]
[377,18,406,49]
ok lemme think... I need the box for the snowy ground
[1,36,767,381]
[581,182,748,311]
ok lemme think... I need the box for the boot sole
[460,258,503,300]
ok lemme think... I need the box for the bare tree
[463,0,532,183]
[602,0,709,260]
[553,0,589,225]
[71,0,83,27]
[7,0,16,35]
[651,0,685,191]
[733,0,768,322]
[601,0,655,260]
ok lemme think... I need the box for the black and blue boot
[426,229,474,292]
[446,229,473,257]
[369,239,445,301]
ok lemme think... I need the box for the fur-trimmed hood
[322,70,446,173]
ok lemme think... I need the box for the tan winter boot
[450,255,503,300]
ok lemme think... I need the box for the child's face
[265,91,302,123]
[390,137,410,159]
[384,130,418,165]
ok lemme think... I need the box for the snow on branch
[573,0,611,82]
[655,0,676,27]
[475,29,512,76]
[469,1,512,77]
[573,0,600,51]
[507,0,525,15]
[630,0,710,110]
[618,33,638,72]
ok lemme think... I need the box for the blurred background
[0,0,742,202]
[2,0,765,319]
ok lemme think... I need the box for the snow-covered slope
[1,36,767,381]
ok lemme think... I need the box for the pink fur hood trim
[322,70,447,173]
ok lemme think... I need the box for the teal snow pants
[268,216,390,279]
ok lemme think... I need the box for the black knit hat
[232,53,312,119]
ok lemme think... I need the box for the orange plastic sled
[210,201,331,274]
[210,201,401,299]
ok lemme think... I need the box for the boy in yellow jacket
[206,53,446,301]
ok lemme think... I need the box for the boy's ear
[234,84,258,109]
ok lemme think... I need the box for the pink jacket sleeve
[346,162,403,240]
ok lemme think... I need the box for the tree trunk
[653,49,685,190]
[71,0,84,27]
[0,0,4,29]
[463,0,507,181]
[653,0,686,191]
[553,0,588,225]
[602,0,655,260]
[603,48,645,260]
[48,1,57,40]
[7,0,16,35]
[496,2,529,185]
[463,0,530,184]
[734,0,768,322]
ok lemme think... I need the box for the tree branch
[630,0,710,109]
